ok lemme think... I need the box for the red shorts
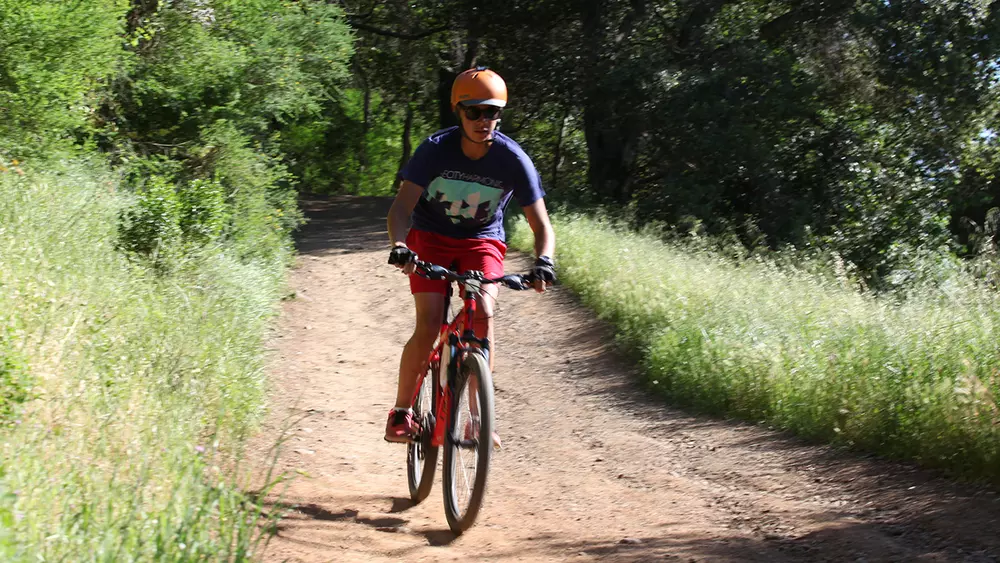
[406,230,507,295]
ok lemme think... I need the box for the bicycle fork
[431,352,453,449]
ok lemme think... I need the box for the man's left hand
[532,255,556,293]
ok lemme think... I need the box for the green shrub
[196,121,303,261]
[117,175,183,261]
[116,123,302,266]
[0,331,30,425]
[178,179,229,244]
[0,0,129,156]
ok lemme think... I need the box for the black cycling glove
[388,245,416,266]
[532,255,556,284]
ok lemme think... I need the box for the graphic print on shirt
[424,171,505,228]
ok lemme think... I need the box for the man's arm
[387,180,425,273]
[523,198,555,259]
[522,198,556,292]
[387,180,425,246]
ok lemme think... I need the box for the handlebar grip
[416,262,452,281]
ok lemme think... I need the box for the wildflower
[194,445,206,453]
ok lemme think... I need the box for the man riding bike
[385,66,556,443]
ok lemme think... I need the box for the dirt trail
[250,195,1000,562]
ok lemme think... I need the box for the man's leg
[395,293,446,407]
[473,285,499,372]
[386,293,444,442]
[469,285,502,449]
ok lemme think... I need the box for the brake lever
[497,274,534,290]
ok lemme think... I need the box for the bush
[0,0,128,156]
[195,121,303,261]
[117,175,184,261]
[115,121,303,267]
[0,331,30,426]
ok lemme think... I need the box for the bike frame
[409,278,490,448]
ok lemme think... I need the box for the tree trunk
[357,65,371,172]
[127,0,159,35]
[580,0,640,203]
[583,111,639,202]
[551,108,569,192]
[394,102,415,191]
[437,30,480,129]
[438,67,458,130]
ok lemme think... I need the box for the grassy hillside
[511,214,1000,482]
[0,162,286,559]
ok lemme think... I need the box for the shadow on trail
[295,194,392,256]
[511,523,912,562]
[293,504,411,528]
[255,493,461,549]
[389,497,414,513]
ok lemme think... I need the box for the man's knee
[474,304,494,322]
[475,290,497,320]
[413,316,440,342]
[412,293,445,343]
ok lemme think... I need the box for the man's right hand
[388,244,417,274]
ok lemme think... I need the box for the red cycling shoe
[384,408,418,443]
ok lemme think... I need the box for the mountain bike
[403,259,534,534]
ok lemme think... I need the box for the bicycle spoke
[453,371,482,514]
[458,446,473,505]
[407,367,439,503]
[442,351,493,533]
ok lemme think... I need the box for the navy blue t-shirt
[400,127,545,241]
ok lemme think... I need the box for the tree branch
[348,21,450,40]
[331,0,374,21]
[759,0,854,43]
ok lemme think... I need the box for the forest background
[4,0,1000,285]
[2,0,1000,559]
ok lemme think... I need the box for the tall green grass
[0,162,286,560]
[511,214,1000,481]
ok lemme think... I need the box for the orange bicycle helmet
[451,67,508,110]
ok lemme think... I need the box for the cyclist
[385,66,556,443]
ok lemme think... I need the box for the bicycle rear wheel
[407,364,439,503]
[442,350,494,533]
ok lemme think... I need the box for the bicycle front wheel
[442,350,494,534]
[407,365,439,503]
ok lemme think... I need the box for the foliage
[95,0,355,261]
[112,0,353,142]
[117,175,184,260]
[280,88,408,195]
[0,0,129,157]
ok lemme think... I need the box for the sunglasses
[460,105,503,121]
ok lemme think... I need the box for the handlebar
[411,259,536,291]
